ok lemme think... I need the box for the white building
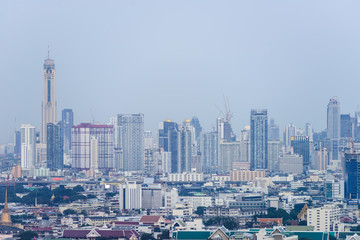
[119,181,142,210]
[279,154,303,174]
[307,204,341,231]
[168,171,204,182]
[21,124,36,176]
[41,57,57,144]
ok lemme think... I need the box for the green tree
[19,231,38,240]
[63,209,77,215]
[73,185,84,192]
[160,230,169,240]
[141,233,155,240]
[195,206,205,216]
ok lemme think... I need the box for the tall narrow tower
[41,55,57,144]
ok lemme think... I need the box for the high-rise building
[219,141,240,172]
[314,147,328,171]
[46,123,63,171]
[41,57,57,144]
[88,136,99,178]
[14,131,21,156]
[268,118,280,141]
[327,97,340,161]
[344,153,360,199]
[291,136,310,172]
[190,116,202,142]
[307,205,340,232]
[72,123,114,170]
[278,154,303,174]
[119,181,142,210]
[177,120,195,173]
[268,140,280,172]
[158,120,179,173]
[61,109,74,153]
[114,114,144,171]
[20,124,36,176]
[250,109,268,170]
[284,123,296,153]
[240,126,250,163]
[144,130,154,149]
[341,114,353,138]
[305,123,313,142]
[201,131,219,173]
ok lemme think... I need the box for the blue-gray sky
[1,0,360,143]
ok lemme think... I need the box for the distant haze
[1,0,360,143]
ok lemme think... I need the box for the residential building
[327,97,340,161]
[20,124,36,176]
[201,131,219,173]
[240,126,250,163]
[268,140,280,172]
[307,205,341,231]
[71,123,114,170]
[230,170,266,182]
[113,114,144,171]
[119,181,142,210]
[219,141,240,172]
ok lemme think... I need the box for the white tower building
[41,57,57,144]
[21,124,36,176]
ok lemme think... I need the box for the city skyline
[2,1,360,144]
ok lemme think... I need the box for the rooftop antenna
[47,45,50,59]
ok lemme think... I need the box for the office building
[219,141,240,172]
[46,123,63,171]
[119,181,142,210]
[279,154,303,175]
[113,114,144,171]
[284,123,296,153]
[291,136,310,172]
[177,120,195,173]
[142,185,163,210]
[158,120,179,173]
[230,170,266,182]
[268,118,280,141]
[41,57,57,144]
[250,109,268,170]
[201,131,219,173]
[14,131,21,156]
[61,109,74,152]
[305,123,313,142]
[20,124,36,176]
[307,205,340,232]
[344,153,360,199]
[72,123,114,170]
[341,114,353,138]
[327,97,340,161]
[268,140,280,172]
[314,147,328,171]
[240,126,251,163]
[144,130,154,149]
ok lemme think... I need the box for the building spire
[48,45,50,59]
[1,188,12,226]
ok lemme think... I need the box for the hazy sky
[1,1,360,143]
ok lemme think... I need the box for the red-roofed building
[140,216,165,228]
[62,228,140,240]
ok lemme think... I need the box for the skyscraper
[72,123,114,170]
[201,131,219,173]
[41,57,57,144]
[327,97,340,161]
[284,123,296,153]
[340,114,353,138]
[114,114,144,171]
[344,153,360,199]
[240,126,251,163]
[177,120,195,173]
[305,123,313,142]
[14,131,21,156]
[21,124,36,176]
[250,109,268,170]
[291,136,310,172]
[268,140,280,172]
[61,109,74,153]
[46,123,63,171]
[268,118,280,141]
[158,120,179,173]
